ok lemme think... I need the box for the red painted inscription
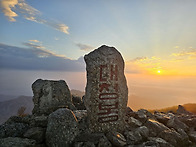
[98,64,119,123]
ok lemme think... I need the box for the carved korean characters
[84,45,128,132]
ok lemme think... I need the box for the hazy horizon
[0,69,196,110]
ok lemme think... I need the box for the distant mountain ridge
[0,90,85,124]
[0,96,33,124]
[70,89,85,97]
[149,103,196,114]
[0,94,18,102]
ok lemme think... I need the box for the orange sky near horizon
[125,46,196,76]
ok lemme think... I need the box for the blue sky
[0,0,196,109]
[1,0,196,60]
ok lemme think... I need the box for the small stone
[138,109,153,118]
[73,110,87,121]
[189,131,196,143]
[178,115,196,128]
[124,130,142,145]
[46,108,79,147]
[135,126,149,139]
[74,133,105,144]
[73,110,88,134]
[142,140,159,147]
[148,137,173,147]
[127,117,142,128]
[72,95,86,110]
[30,115,48,127]
[98,135,112,147]
[73,142,84,147]
[83,141,96,147]
[177,128,189,141]
[126,107,133,115]
[154,112,170,125]
[106,131,126,147]
[135,110,148,123]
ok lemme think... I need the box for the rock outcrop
[0,46,196,147]
[32,79,75,115]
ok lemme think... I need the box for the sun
[157,70,161,74]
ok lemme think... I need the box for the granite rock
[32,79,75,115]
[106,131,126,147]
[0,137,36,147]
[84,45,128,132]
[24,127,45,143]
[46,108,79,147]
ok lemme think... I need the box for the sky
[0,0,196,110]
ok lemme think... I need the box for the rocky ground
[0,100,196,147]
[0,80,196,147]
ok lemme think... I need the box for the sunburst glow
[157,70,161,74]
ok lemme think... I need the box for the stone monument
[32,79,75,115]
[84,45,128,132]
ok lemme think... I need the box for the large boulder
[0,137,36,147]
[24,127,45,143]
[46,108,79,147]
[178,115,196,128]
[188,131,196,143]
[144,119,169,137]
[73,110,88,134]
[84,45,128,132]
[154,112,170,125]
[125,126,149,145]
[158,129,182,146]
[177,105,193,115]
[166,116,188,132]
[0,121,29,138]
[32,79,75,115]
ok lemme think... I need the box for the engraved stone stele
[84,45,128,132]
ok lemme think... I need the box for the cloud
[23,42,45,49]
[45,22,69,34]
[174,46,180,49]
[171,49,196,59]
[0,0,18,21]
[0,0,69,34]
[125,56,164,74]
[130,56,148,62]
[54,37,59,41]
[29,40,40,43]
[76,43,94,51]
[0,43,85,71]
